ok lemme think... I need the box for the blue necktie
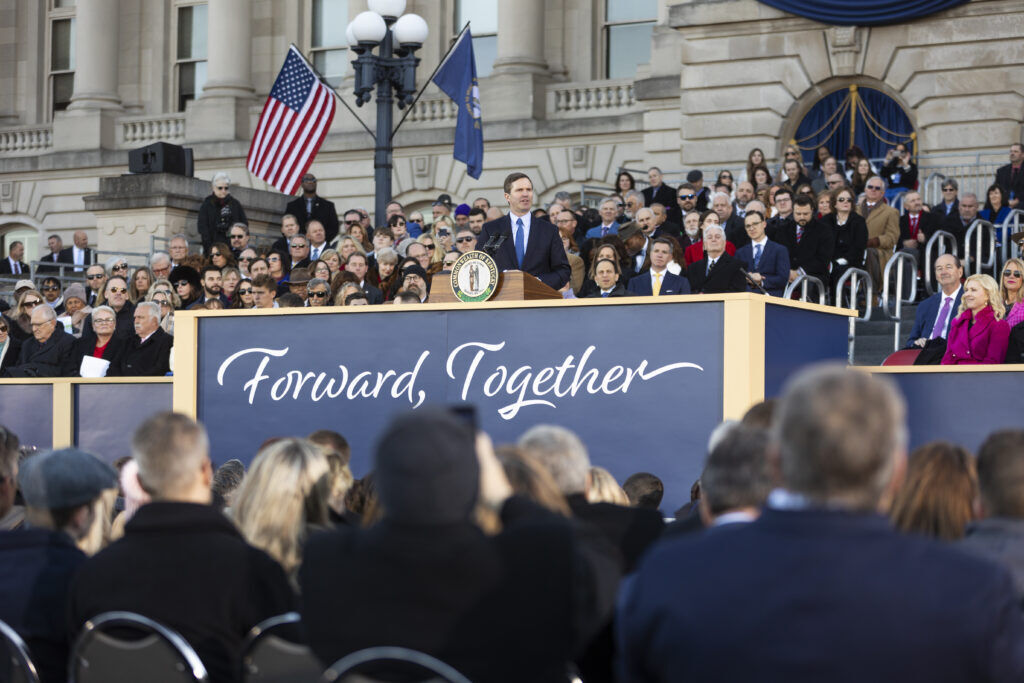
[753,243,762,269]
[514,218,526,268]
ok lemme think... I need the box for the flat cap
[18,448,117,509]
[617,222,642,242]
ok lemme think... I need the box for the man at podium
[476,173,571,291]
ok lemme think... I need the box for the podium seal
[450,251,499,303]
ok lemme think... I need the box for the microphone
[483,229,511,254]
[738,266,770,295]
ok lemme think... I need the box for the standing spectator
[880,142,918,198]
[68,414,295,683]
[0,317,21,375]
[890,442,977,540]
[197,172,247,255]
[285,172,339,243]
[113,302,173,376]
[168,233,190,265]
[616,170,637,195]
[0,448,116,683]
[618,365,1024,683]
[995,142,1024,208]
[942,273,1010,364]
[0,240,27,275]
[4,304,78,377]
[301,409,620,683]
[586,198,621,239]
[959,429,1024,603]
[58,230,93,272]
[37,234,64,274]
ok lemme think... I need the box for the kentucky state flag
[432,29,483,179]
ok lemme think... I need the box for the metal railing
[922,230,958,296]
[783,274,827,305]
[963,219,996,276]
[999,209,1024,265]
[579,184,617,208]
[834,267,872,364]
[881,251,918,351]
[889,191,908,216]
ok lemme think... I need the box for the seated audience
[495,447,572,516]
[1000,257,1024,317]
[622,473,664,512]
[68,413,295,683]
[0,427,22,530]
[0,448,116,683]
[586,467,630,505]
[300,408,620,683]
[735,211,789,296]
[113,302,173,376]
[211,459,245,508]
[75,305,126,374]
[5,304,77,377]
[698,425,772,528]
[619,365,1024,682]
[687,225,746,294]
[776,194,834,290]
[627,237,690,296]
[890,441,977,540]
[585,258,627,298]
[0,315,21,375]
[959,430,1024,603]
[906,254,964,352]
[942,274,1010,364]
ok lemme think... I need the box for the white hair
[136,301,160,322]
[600,197,619,209]
[711,192,731,205]
[150,251,171,267]
[518,425,590,495]
[212,172,231,186]
[703,225,726,238]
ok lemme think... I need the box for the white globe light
[368,0,406,19]
[345,21,358,48]
[351,10,387,44]
[392,13,429,46]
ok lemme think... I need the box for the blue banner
[432,29,483,179]
[757,0,967,26]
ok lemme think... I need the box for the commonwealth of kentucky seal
[450,250,499,303]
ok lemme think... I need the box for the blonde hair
[232,438,331,575]
[959,273,1005,320]
[586,466,630,506]
[1000,257,1024,306]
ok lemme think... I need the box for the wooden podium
[428,270,562,303]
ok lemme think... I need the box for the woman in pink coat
[942,274,1010,364]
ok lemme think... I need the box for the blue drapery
[793,86,914,165]
[757,0,967,26]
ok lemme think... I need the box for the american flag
[247,46,337,195]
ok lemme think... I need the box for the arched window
[792,85,914,168]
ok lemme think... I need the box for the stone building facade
[0,0,1021,261]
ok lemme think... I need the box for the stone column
[200,0,254,99]
[492,0,548,75]
[66,0,123,111]
[185,0,254,141]
[485,0,549,122]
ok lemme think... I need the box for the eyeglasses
[828,180,843,186]
[30,321,54,328]
[268,256,281,263]
[1004,270,1022,279]
[108,287,128,294]
[93,318,115,324]
[679,194,695,200]
[238,288,252,295]
[308,291,328,298]
[154,300,170,307]
[210,252,222,257]
[41,285,60,292]
[174,281,190,288]
[943,187,956,192]
[836,196,852,203]
[785,151,798,156]
[239,257,253,262]
[87,274,105,280]
[345,220,361,226]
[456,237,474,243]
[424,244,435,251]
[720,174,733,180]
[112,264,128,270]
[230,234,245,239]
[866,185,884,191]
[291,243,307,249]
[23,300,41,307]
[215,185,229,190]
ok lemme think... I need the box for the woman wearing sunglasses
[6,290,45,343]
[0,316,21,375]
[197,172,247,256]
[824,187,868,294]
[229,278,254,310]
[999,258,1024,317]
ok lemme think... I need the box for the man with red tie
[899,191,943,279]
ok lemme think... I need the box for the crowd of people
[3,364,1024,682]
[2,143,1022,377]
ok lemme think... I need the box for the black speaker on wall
[128,141,194,177]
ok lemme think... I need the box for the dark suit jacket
[774,218,835,285]
[37,251,63,274]
[285,194,340,244]
[824,211,868,273]
[722,214,748,248]
[619,507,1024,683]
[932,198,960,218]
[74,334,127,374]
[361,282,384,305]
[899,211,943,244]
[476,215,571,290]
[627,271,691,296]
[114,327,173,376]
[0,336,21,375]
[687,252,746,294]
[57,246,93,269]
[642,184,676,208]
[735,239,790,296]
[5,327,77,377]
[0,257,28,275]
[996,163,1024,201]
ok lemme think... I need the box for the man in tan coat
[858,177,900,291]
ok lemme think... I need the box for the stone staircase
[851,305,918,366]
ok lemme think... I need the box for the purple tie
[931,296,953,340]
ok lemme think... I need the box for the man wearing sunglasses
[931,179,959,217]
[858,177,900,283]
[84,265,106,307]
[669,182,700,227]
[454,227,476,255]
[40,277,64,314]
[285,173,340,244]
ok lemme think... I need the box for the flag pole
[289,43,376,142]
[390,22,471,142]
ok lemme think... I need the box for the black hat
[374,408,479,525]
[617,222,642,242]
[169,265,201,291]
[686,170,703,183]
[433,193,453,208]
[401,263,430,285]
[18,448,117,509]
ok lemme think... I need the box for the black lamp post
[347,1,428,225]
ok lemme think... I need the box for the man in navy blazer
[735,211,790,296]
[619,365,1024,683]
[475,173,571,291]
[627,237,690,296]
[906,253,964,348]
